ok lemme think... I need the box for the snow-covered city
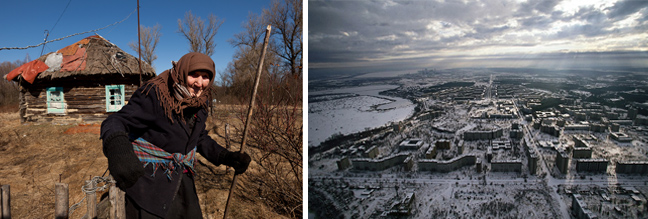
[308,68,648,218]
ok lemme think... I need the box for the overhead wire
[50,0,73,34]
[41,0,73,55]
[40,30,50,56]
[0,9,136,51]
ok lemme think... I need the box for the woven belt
[132,137,196,180]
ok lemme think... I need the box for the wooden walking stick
[223,25,271,219]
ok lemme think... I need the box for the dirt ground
[0,110,288,219]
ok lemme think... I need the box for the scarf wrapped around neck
[143,52,215,123]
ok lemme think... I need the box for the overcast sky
[309,0,648,78]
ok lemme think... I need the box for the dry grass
[0,106,296,219]
[0,112,103,218]
[0,103,18,113]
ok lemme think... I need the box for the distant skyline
[309,0,648,78]
[0,0,272,82]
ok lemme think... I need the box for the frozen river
[308,84,415,147]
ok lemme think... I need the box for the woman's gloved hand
[219,150,251,174]
[103,132,144,189]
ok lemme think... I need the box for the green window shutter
[105,85,125,112]
[46,87,66,114]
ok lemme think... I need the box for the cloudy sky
[309,0,648,78]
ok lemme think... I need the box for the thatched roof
[33,35,155,81]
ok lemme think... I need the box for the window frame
[105,84,125,112]
[46,87,66,114]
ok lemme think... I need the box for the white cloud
[376,34,398,41]
[555,0,613,14]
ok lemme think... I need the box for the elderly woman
[101,52,250,218]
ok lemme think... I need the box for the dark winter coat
[101,84,225,217]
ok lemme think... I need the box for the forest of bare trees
[0,57,29,112]
[221,0,303,217]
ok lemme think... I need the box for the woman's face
[187,70,210,97]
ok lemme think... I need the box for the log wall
[20,78,140,124]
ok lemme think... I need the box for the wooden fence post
[1,185,10,219]
[85,180,96,219]
[109,185,125,219]
[55,183,69,219]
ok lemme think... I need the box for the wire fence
[68,176,116,217]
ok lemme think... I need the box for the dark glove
[219,150,251,175]
[103,132,144,189]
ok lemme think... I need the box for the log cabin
[7,35,155,123]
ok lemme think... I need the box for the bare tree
[220,12,280,102]
[224,0,302,105]
[263,0,302,77]
[229,13,266,52]
[129,24,161,67]
[177,11,224,56]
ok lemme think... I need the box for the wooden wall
[19,78,140,124]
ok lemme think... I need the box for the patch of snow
[309,85,415,147]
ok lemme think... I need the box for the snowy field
[308,85,415,147]
[415,180,559,218]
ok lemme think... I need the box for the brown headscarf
[144,52,215,123]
